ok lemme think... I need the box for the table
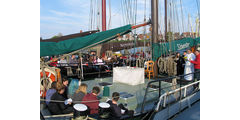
[113,67,144,85]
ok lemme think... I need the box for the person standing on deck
[174,52,185,76]
[184,49,196,81]
[183,51,187,57]
[181,51,187,79]
[190,50,200,80]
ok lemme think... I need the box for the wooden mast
[99,0,106,57]
[151,0,159,58]
[102,0,106,31]
[151,0,159,78]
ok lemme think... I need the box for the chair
[145,61,154,80]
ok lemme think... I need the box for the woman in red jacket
[190,50,200,80]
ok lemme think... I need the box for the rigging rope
[143,0,147,59]
[195,0,200,19]
[108,0,112,30]
[157,55,177,76]
[88,0,93,30]
[133,0,137,55]
[168,1,172,54]
[174,1,180,35]
[179,0,185,33]
[96,0,100,30]
[92,0,95,30]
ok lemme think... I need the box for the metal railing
[155,80,200,111]
[56,61,143,78]
[140,71,200,113]
[57,62,112,78]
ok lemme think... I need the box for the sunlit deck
[82,77,176,112]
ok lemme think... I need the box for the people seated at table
[69,55,78,66]
[48,83,73,115]
[58,57,68,67]
[45,81,57,105]
[93,56,97,64]
[97,56,104,64]
[49,56,58,67]
[81,86,101,114]
[107,92,134,120]
[72,83,88,105]
[118,56,125,66]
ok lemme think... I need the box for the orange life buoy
[40,68,58,98]
[40,71,56,83]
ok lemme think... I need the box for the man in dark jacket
[107,92,134,120]
[48,84,73,115]
[175,52,185,76]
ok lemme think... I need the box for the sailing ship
[40,0,200,119]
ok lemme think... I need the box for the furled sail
[40,25,132,57]
[40,30,99,43]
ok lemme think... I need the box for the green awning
[152,37,200,61]
[40,25,132,57]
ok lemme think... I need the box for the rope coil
[157,56,177,76]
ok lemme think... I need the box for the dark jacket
[62,86,68,99]
[48,92,73,115]
[107,100,122,120]
[175,56,185,75]
[81,93,99,114]
[72,91,85,104]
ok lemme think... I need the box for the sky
[40,0,200,39]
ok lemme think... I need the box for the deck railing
[155,80,200,111]
[140,71,200,113]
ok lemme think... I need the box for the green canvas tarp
[40,25,132,57]
[40,30,99,43]
[152,37,200,61]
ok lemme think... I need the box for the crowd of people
[174,49,200,81]
[43,49,199,119]
[44,50,151,68]
[45,49,200,80]
[45,76,133,119]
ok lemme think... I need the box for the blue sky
[40,0,199,39]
